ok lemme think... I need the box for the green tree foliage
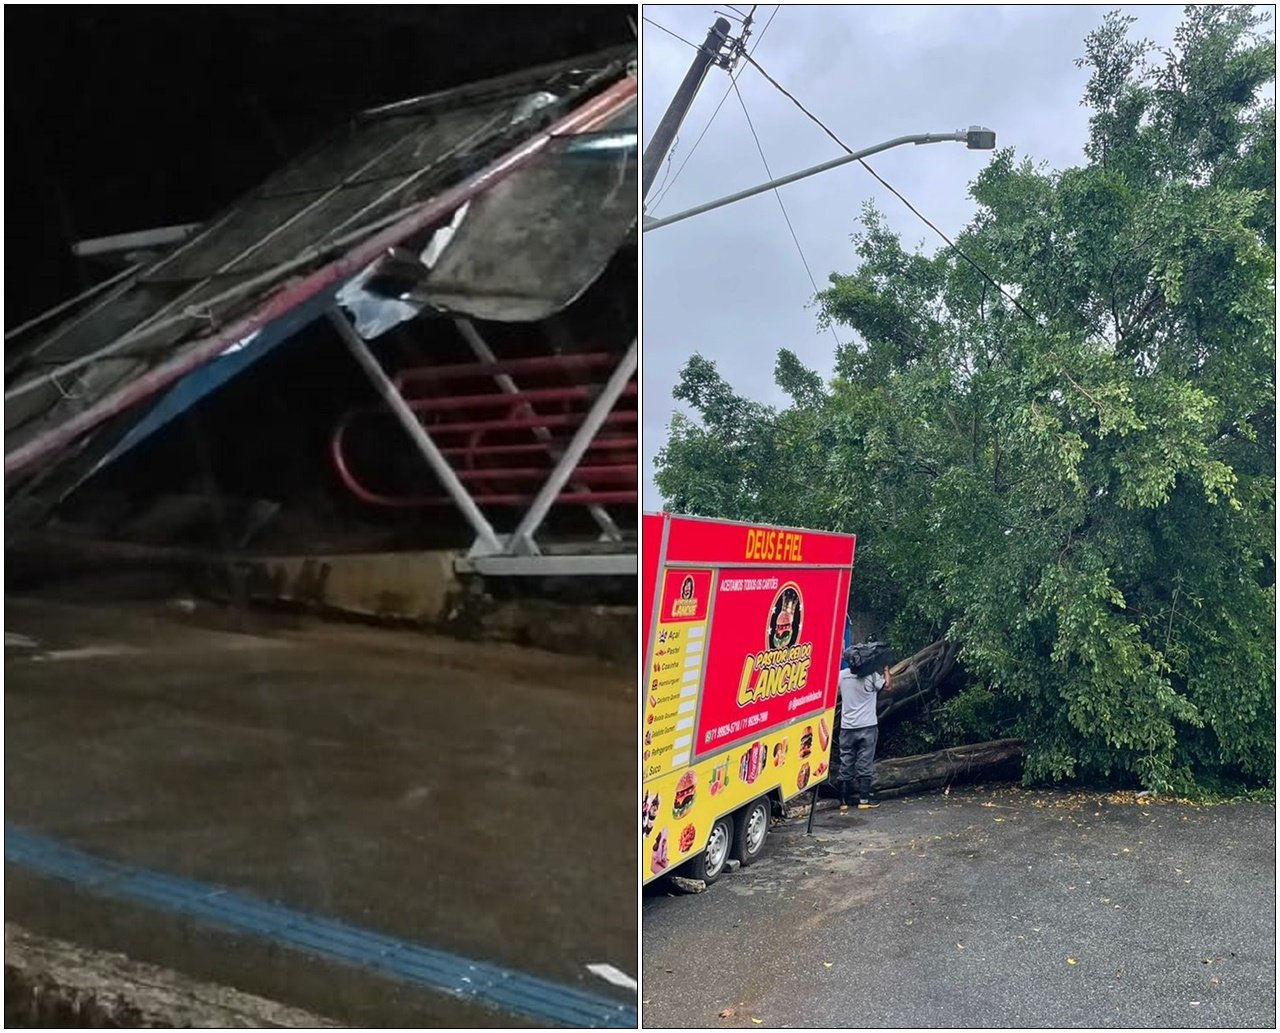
[655,7,1275,792]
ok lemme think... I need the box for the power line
[652,5,781,213]
[732,82,817,292]
[642,16,700,53]
[740,49,1129,410]
[739,49,1044,328]
[732,79,844,350]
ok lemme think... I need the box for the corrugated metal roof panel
[4,47,634,490]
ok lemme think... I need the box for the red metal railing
[332,350,637,508]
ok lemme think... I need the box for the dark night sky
[4,6,634,326]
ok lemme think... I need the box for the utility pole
[641,15,733,199]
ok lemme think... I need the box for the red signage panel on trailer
[694,564,849,759]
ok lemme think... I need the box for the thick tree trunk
[876,638,961,723]
[872,738,1024,798]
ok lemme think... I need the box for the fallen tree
[878,639,961,723]
[872,738,1024,798]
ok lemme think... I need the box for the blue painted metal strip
[5,825,636,1028]
[83,287,338,481]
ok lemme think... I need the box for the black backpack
[842,640,893,677]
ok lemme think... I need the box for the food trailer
[642,513,857,885]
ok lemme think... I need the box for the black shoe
[855,779,878,808]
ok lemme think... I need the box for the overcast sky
[640,3,1191,509]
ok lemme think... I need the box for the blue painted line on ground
[5,825,636,1028]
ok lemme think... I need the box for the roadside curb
[4,923,339,1028]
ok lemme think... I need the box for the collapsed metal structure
[5,49,637,576]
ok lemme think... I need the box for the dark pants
[838,725,878,792]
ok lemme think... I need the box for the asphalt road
[643,785,1276,1029]
[5,594,636,1026]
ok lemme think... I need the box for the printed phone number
[718,577,780,593]
[704,710,771,743]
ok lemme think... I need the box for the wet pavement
[5,594,636,1026]
[643,785,1276,1029]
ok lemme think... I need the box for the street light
[964,125,997,150]
[642,126,997,233]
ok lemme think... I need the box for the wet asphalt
[5,595,636,1026]
[643,785,1276,1029]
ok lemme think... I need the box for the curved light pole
[643,126,996,233]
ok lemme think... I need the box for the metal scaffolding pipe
[327,308,503,553]
[372,410,636,434]
[401,383,635,412]
[439,490,635,506]
[451,464,635,482]
[4,73,636,481]
[398,346,616,385]
[3,263,143,346]
[437,437,636,459]
[452,320,624,544]
[509,340,637,552]
[330,432,635,508]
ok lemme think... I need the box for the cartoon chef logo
[671,574,699,618]
[767,583,803,649]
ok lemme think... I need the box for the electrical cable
[740,49,1045,327]
[742,48,1131,411]
[642,16,700,53]
[732,80,844,349]
[650,135,679,201]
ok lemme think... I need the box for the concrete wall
[226,550,460,625]
[219,550,635,664]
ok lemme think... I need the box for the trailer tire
[686,815,733,885]
[733,797,770,866]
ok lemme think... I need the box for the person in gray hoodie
[837,641,894,810]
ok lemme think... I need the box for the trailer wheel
[687,815,733,884]
[733,797,770,865]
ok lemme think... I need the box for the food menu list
[643,567,712,783]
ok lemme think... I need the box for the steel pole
[643,132,968,232]
[642,17,731,198]
[508,340,637,554]
[327,308,504,555]
[454,318,622,542]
